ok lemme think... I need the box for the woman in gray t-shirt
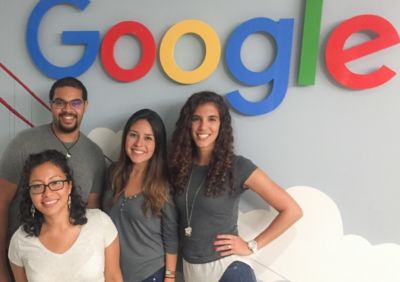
[103,109,178,282]
[169,91,303,282]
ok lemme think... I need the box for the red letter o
[101,21,156,82]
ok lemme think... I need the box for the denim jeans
[219,261,257,282]
[141,267,165,282]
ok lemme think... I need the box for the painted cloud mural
[239,186,400,282]
[88,127,122,162]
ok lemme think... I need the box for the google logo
[26,0,400,116]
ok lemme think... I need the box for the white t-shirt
[8,209,118,282]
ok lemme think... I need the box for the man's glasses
[51,98,83,109]
[28,179,69,194]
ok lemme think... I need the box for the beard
[53,113,79,133]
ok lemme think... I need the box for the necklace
[184,168,205,237]
[119,193,141,212]
[50,125,80,159]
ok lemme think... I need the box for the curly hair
[108,109,169,216]
[19,150,87,237]
[169,91,234,196]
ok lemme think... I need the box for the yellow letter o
[160,19,221,84]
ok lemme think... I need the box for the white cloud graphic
[88,128,122,162]
[239,186,400,282]
[88,128,400,282]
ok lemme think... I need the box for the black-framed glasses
[51,98,84,109]
[28,179,69,194]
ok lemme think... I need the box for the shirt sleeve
[89,148,106,194]
[234,155,257,191]
[0,132,27,184]
[8,229,23,267]
[161,193,179,254]
[101,164,115,213]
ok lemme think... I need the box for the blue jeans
[141,267,165,282]
[219,261,257,282]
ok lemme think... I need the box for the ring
[228,245,231,249]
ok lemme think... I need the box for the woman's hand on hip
[213,234,252,256]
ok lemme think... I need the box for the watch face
[248,240,257,252]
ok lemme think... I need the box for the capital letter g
[26,0,100,79]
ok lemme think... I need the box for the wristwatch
[247,239,258,253]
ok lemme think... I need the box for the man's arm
[10,263,28,282]
[0,178,17,282]
[87,192,100,208]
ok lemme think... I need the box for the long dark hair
[109,109,169,216]
[19,150,87,237]
[169,91,234,196]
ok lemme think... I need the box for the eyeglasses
[51,98,84,109]
[28,179,69,194]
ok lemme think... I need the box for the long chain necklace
[50,124,80,159]
[184,168,205,237]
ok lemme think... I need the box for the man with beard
[0,77,106,281]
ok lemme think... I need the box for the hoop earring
[68,195,71,210]
[30,204,35,218]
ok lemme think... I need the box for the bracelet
[165,269,176,278]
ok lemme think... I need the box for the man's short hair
[49,77,88,101]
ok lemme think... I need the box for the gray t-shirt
[0,124,106,241]
[103,179,179,282]
[174,155,257,264]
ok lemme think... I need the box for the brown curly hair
[169,91,234,196]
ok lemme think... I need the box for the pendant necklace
[185,168,205,237]
[50,125,80,159]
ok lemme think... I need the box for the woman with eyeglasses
[8,150,123,282]
[169,91,303,282]
[102,109,178,282]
